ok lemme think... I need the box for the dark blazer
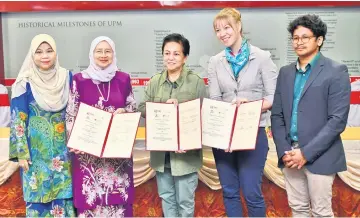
[271,53,351,175]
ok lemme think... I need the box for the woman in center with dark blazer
[207,8,278,217]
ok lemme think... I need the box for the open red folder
[201,98,263,151]
[67,102,141,158]
[145,98,202,151]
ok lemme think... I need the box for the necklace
[96,81,111,102]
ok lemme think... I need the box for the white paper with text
[103,112,141,158]
[179,99,202,150]
[201,98,236,149]
[230,100,263,150]
[146,102,178,151]
[67,103,112,156]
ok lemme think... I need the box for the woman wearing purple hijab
[66,36,136,217]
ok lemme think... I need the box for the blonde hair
[213,8,242,33]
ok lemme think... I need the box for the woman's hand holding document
[145,99,202,151]
[201,98,263,151]
[67,103,140,158]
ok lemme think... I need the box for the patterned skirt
[26,199,75,217]
[77,204,133,217]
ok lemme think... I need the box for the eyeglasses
[290,36,316,44]
[95,50,113,55]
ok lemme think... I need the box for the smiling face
[93,40,114,69]
[33,42,56,71]
[292,25,323,58]
[214,18,242,48]
[163,41,187,72]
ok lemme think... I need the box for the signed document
[67,103,140,158]
[201,98,237,149]
[230,100,263,150]
[178,99,202,150]
[67,103,111,156]
[103,112,141,158]
[146,102,178,151]
[145,99,202,151]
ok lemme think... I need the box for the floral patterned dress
[66,71,136,217]
[9,78,75,217]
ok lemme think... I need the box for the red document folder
[145,98,202,151]
[201,98,263,151]
[67,102,140,158]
